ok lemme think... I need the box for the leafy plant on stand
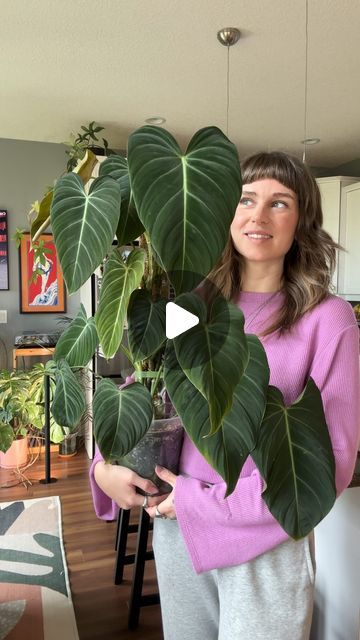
[28,125,336,540]
[0,370,43,453]
[64,121,111,172]
[24,122,110,245]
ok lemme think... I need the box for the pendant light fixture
[217,27,241,137]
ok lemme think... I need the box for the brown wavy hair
[205,151,339,334]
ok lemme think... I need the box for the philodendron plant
[30,125,336,539]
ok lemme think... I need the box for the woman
[90,151,360,640]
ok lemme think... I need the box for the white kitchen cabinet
[338,181,360,297]
[310,487,360,640]
[316,176,359,293]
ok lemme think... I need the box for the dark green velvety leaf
[173,293,249,434]
[93,379,153,461]
[95,247,145,359]
[127,289,167,362]
[51,359,86,429]
[164,334,269,495]
[128,125,241,294]
[251,378,336,539]
[54,304,99,367]
[50,172,121,293]
[99,155,145,244]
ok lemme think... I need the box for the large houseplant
[29,125,336,539]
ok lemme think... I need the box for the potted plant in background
[0,369,42,468]
[26,121,110,243]
[28,124,336,540]
[64,121,112,172]
[27,362,84,457]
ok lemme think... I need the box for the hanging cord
[226,44,230,136]
[302,0,309,163]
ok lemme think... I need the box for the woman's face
[230,178,299,270]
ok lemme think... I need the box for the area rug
[0,496,79,640]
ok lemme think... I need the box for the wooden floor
[0,448,163,640]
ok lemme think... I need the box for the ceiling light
[216,27,241,137]
[301,138,320,145]
[217,27,241,47]
[145,117,166,125]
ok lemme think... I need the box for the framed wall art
[19,233,66,313]
[0,210,9,290]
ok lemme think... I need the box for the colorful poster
[19,233,66,313]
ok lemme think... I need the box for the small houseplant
[29,125,336,539]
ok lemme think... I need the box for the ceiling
[1,0,360,168]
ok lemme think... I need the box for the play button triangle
[166,301,199,339]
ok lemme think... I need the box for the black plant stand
[39,374,57,484]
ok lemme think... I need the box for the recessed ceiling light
[145,116,166,125]
[301,138,320,145]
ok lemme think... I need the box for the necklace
[244,291,279,331]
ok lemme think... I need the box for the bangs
[241,152,300,195]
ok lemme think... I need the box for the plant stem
[151,363,164,397]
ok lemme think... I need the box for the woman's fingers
[155,465,177,487]
[142,494,169,508]
[131,472,159,495]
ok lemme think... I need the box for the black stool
[114,507,160,629]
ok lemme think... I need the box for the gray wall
[0,138,80,368]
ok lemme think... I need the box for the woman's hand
[145,465,177,520]
[94,461,167,510]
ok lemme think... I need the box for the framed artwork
[0,210,9,290]
[19,233,66,313]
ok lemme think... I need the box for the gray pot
[118,415,184,495]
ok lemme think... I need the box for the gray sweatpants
[153,519,315,640]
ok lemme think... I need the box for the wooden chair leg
[128,509,160,630]
[114,509,134,584]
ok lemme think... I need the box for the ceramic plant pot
[0,436,28,469]
[119,415,184,495]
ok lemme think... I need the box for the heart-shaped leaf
[95,247,145,359]
[54,304,99,367]
[31,149,98,242]
[99,155,145,244]
[251,378,336,539]
[127,289,167,362]
[51,172,121,293]
[173,293,249,434]
[164,334,269,494]
[51,359,86,428]
[128,125,241,294]
[93,379,153,461]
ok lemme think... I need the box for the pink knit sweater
[89,292,360,574]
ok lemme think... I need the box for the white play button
[166,301,199,339]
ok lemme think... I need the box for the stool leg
[114,508,131,585]
[128,508,151,630]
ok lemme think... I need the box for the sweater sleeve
[175,467,289,573]
[308,323,360,495]
[89,445,119,521]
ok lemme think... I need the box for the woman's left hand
[145,465,177,520]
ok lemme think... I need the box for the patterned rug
[0,496,79,640]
